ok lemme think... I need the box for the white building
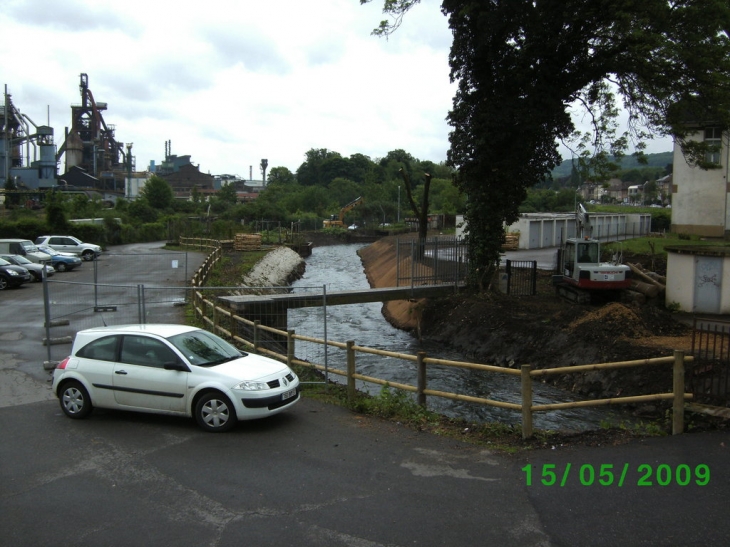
[672,126,730,237]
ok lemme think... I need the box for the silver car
[35,235,102,261]
[52,324,301,432]
[0,254,55,281]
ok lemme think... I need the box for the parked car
[36,245,82,272]
[0,257,33,289]
[0,254,55,281]
[52,324,301,432]
[0,239,52,264]
[34,235,102,261]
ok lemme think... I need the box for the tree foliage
[139,175,174,210]
[364,0,730,286]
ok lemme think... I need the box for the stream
[288,243,627,431]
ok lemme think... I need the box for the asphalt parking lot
[1,242,729,546]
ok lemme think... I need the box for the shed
[666,245,730,314]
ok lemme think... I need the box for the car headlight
[7,270,19,276]
[233,380,269,391]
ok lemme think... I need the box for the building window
[704,127,723,164]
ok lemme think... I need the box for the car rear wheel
[59,380,93,419]
[82,250,95,261]
[55,263,67,272]
[195,392,237,432]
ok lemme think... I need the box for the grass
[604,233,730,257]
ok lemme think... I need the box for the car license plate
[282,388,296,400]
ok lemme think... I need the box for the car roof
[78,324,200,338]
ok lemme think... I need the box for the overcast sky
[2,0,671,179]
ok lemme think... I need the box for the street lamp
[398,185,401,223]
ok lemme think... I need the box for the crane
[323,197,364,228]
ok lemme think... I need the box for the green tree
[217,182,238,205]
[45,192,69,232]
[364,0,730,287]
[268,166,297,185]
[139,175,174,210]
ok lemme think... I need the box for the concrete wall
[672,131,730,237]
[666,247,730,314]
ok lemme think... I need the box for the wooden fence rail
[181,237,693,439]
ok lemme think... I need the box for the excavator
[552,204,632,303]
[323,197,364,228]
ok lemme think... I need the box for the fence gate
[502,260,538,296]
[689,318,730,406]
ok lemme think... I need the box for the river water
[289,243,624,431]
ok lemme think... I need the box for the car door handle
[115,370,128,375]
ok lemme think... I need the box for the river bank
[357,235,696,408]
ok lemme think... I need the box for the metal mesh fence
[192,285,327,367]
[396,236,468,287]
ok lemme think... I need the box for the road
[1,241,728,546]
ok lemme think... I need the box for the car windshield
[10,255,31,264]
[167,329,244,367]
[0,258,9,266]
[21,242,40,252]
[40,247,59,256]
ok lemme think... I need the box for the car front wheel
[0,276,8,290]
[59,380,93,419]
[195,392,237,432]
[82,250,95,261]
[55,263,67,272]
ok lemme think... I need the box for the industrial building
[2,74,137,199]
[1,86,58,191]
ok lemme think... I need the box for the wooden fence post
[417,352,427,407]
[253,320,260,351]
[521,365,533,439]
[346,340,356,403]
[673,350,685,435]
[287,330,295,368]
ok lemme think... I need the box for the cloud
[5,0,138,35]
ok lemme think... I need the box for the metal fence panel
[396,236,468,287]
[690,319,730,406]
[504,260,538,296]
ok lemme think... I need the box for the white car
[35,235,102,261]
[52,324,300,432]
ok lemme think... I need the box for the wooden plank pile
[234,233,262,251]
[502,232,520,251]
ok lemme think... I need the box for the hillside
[551,151,673,179]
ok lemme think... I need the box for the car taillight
[56,357,70,370]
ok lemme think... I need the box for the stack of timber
[502,232,520,251]
[626,262,666,301]
[234,233,262,251]
[219,240,235,252]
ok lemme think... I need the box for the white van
[0,239,52,265]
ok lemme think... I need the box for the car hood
[211,354,289,381]
[1,265,30,275]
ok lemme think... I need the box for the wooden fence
[181,237,693,439]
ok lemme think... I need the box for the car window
[168,330,242,366]
[50,237,63,245]
[120,335,179,368]
[76,335,119,362]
